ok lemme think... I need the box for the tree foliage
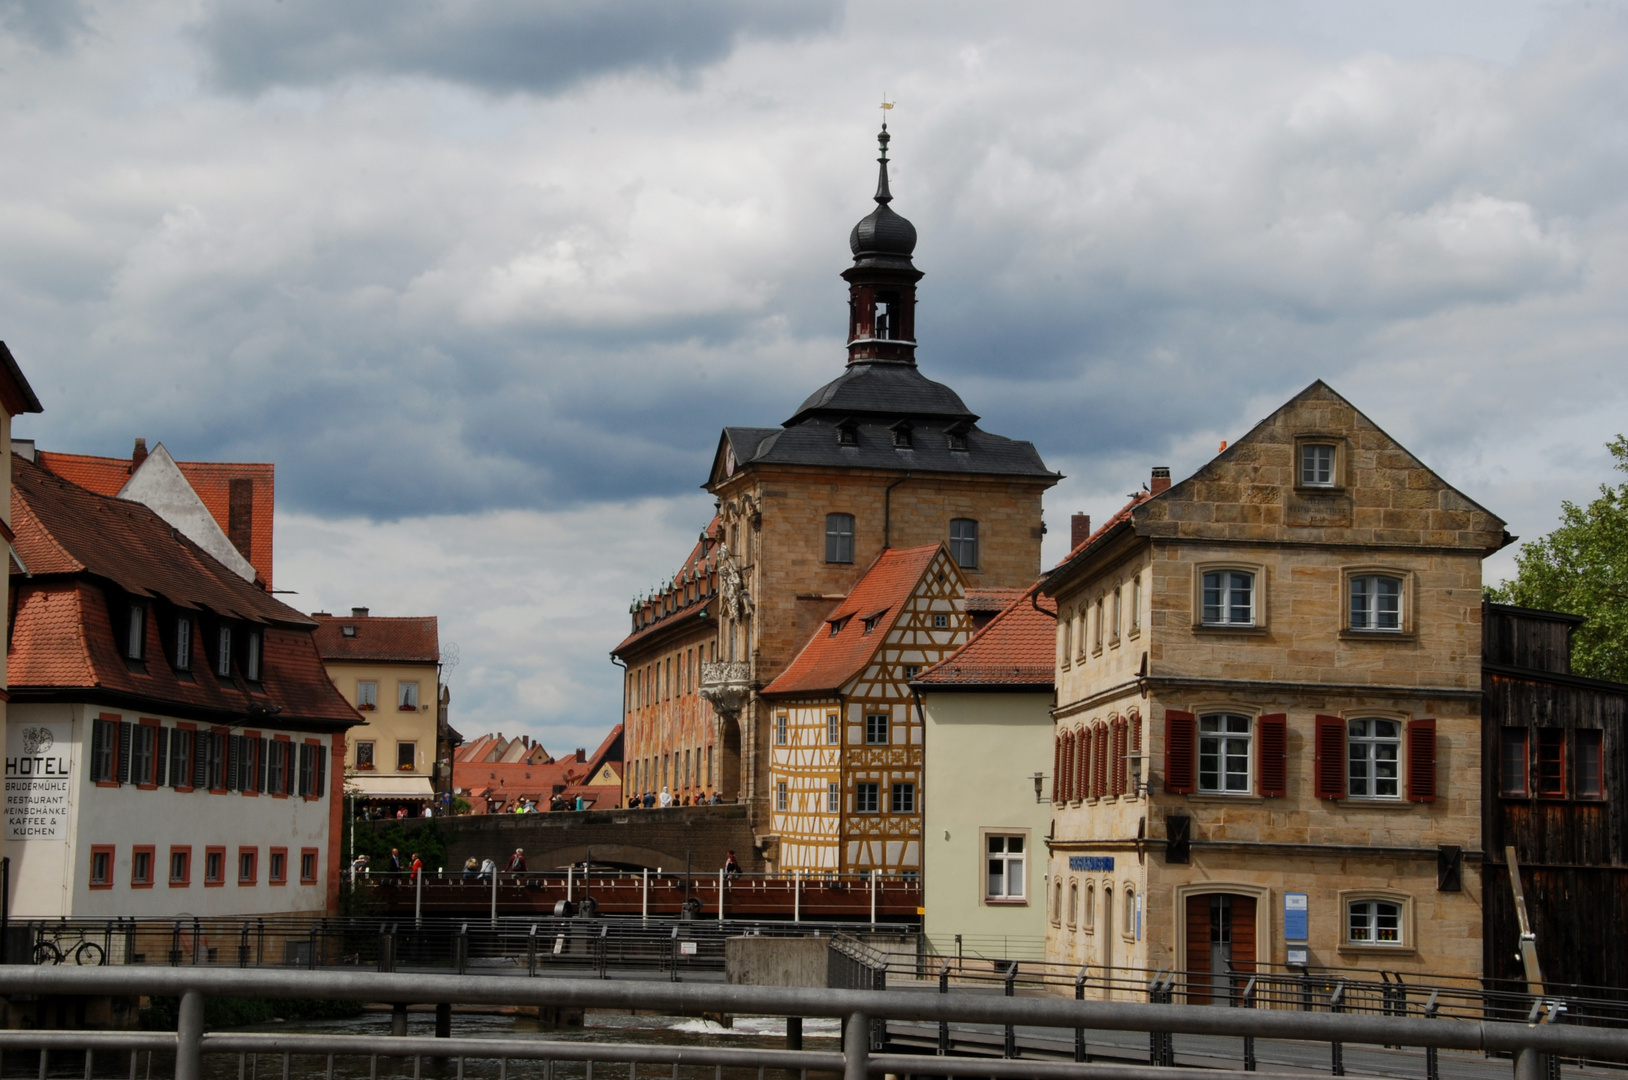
[1488,435,1628,683]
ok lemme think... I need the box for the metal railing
[0,965,1622,1080]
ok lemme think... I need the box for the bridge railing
[0,965,1620,1080]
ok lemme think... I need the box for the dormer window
[175,616,192,671]
[341,625,356,637]
[945,423,970,452]
[245,630,263,682]
[125,603,145,661]
[216,626,233,677]
[862,615,880,635]
[835,418,859,446]
[890,420,914,449]
[828,615,851,637]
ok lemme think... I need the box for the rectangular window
[397,742,416,771]
[1131,574,1142,631]
[932,613,948,629]
[865,713,889,745]
[1536,729,1566,798]
[776,714,788,746]
[776,781,788,811]
[949,518,979,569]
[175,616,192,670]
[355,741,375,769]
[216,626,233,677]
[131,847,154,888]
[131,723,157,786]
[204,847,226,886]
[1111,588,1122,642]
[1302,443,1336,487]
[90,846,114,889]
[357,681,377,708]
[1500,728,1530,797]
[238,848,258,885]
[268,739,288,795]
[170,728,194,790]
[904,665,918,680]
[126,605,145,660]
[706,746,713,786]
[1351,575,1403,631]
[825,513,855,564]
[169,847,191,886]
[890,782,916,813]
[245,631,262,681]
[1201,570,1255,626]
[206,730,227,791]
[1198,713,1252,794]
[827,713,840,745]
[1347,718,1401,799]
[1578,730,1604,799]
[1348,899,1402,945]
[268,848,288,885]
[399,681,419,709]
[855,782,879,813]
[1094,597,1104,649]
[90,717,118,783]
[300,849,319,884]
[985,835,1025,900]
[828,782,840,812]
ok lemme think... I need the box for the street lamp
[1032,772,1046,804]
[1126,750,1148,799]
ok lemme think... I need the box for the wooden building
[1482,603,1628,991]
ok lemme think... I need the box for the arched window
[1083,883,1096,930]
[1068,881,1078,927]
[949,519,979,569]
[1053,879,1064,925]
[825,513,855,564]
[1124,887,1137,939]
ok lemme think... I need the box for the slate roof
[788,362,973,424]
[36,449,276,588]
[721,416,1054,480]
[312,614,439,665]
[915,582,1056,689]
[763,544,942,697]
[9,457,358,729]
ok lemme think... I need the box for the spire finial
[875,98,895,205]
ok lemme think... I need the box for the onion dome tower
[844,122,921,365]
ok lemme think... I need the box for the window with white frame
[827,713,840,745]
[175,616,192,670]
[949,518,979,568]
[825,513,855,564]
[1301,442,1336,487]
[1348,718,1401,798]
[856,782,879,813]
[775,714,788,745]
[985,835,1025,900]
[776,782,787,812]
[828,782,840,812]
[1350,575,1403,632]
[399,681,419,709]
[357,681,377,709]
[865,713,889,745]
[1201,570,1255,626]
[1347,899,1403,945]
[1198,713,1252,794]
[932,613,948,628]
[216,626,233,676]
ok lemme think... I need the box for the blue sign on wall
[1068,856,1114,872]
[1284,892,1309,942]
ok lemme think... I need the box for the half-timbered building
[760,544,971,876]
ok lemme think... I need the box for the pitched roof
[13,455,305,627]
[1044,492,1151,587]
[36,448,276,587]
[612,518,719,657]
[714,418,1056,485]
[915,582,1056,689]
[312,614,439,664]
[965,587,1027,615]
[763,544,942,697]
[8,461,359,729]
[0,341,43,415]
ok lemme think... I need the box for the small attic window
[945,421,971,452]
[342,625,357,637]
[862,615,881,635]
[836,419,859,447]
[828,615,852,637]
[890,421,914,449]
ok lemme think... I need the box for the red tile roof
[453,724,623,810]
[1050,492,1151,573]
[36,450,276,588]
[312,615,439,664]
[965,587,1027,614]
[763,545,942,697]
[9,457,359,729]
[612,518,720,657]
[915,582,1056,688]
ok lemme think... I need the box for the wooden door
[1185,893,1257,1003]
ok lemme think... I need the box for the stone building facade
[1040,381,1509,992]
[689,126,1059,848]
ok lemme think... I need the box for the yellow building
[312,609,444,811]
[761,544,970,876]
[1040,381,1508,992]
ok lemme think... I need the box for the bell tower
[843,122,922,365]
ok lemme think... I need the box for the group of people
[497,794,592,813]
[460,848,528,880]
[627,786,723,809]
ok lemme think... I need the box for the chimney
[575,748,586,763]
[1070,513,1092,548]
[131,438,148,472]
[351,607,370,618]
[1150,467,1171,495]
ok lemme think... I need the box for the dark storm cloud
[0,0,87,50]
[192,0,843,96]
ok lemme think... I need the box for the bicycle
[32,936,106,965]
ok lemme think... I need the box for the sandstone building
[614,126,1059,862]
[1040,381,1508,990]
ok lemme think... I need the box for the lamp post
[1126,751,1147,799]
[1031,772,1046,804]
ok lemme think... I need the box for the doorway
[1184,893,1257,1004]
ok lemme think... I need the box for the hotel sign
[6,723,72,841]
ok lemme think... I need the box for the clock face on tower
[724,446,736,477]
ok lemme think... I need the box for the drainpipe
[883,472,912,549]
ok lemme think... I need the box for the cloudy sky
[4,0,1625,754]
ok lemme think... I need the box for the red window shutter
[1407,719,1437,803]
[1053,733,1064,805]
[1111,719,1127,797]
[1257,713,1288,797]
[1075,729,1088,800]
[1093,723,1107,797]
[1314,715,1346,800]
[1164,710,1196,795]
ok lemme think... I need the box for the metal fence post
[1241,975,1257,1072]
[238,924,251,968]
[1075,966,1090,1063]
[527,924,538,978]
[597,924,609,979]
[174,989,204,1080]
[1330,979,1346,1077]
[456,923,469,976]
[843,1012,868,1080]
[1425,989,1441,1080]
[1003,960,1018,1059]
[938,962,951,1056]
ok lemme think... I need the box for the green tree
[1488,435,1628,682]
